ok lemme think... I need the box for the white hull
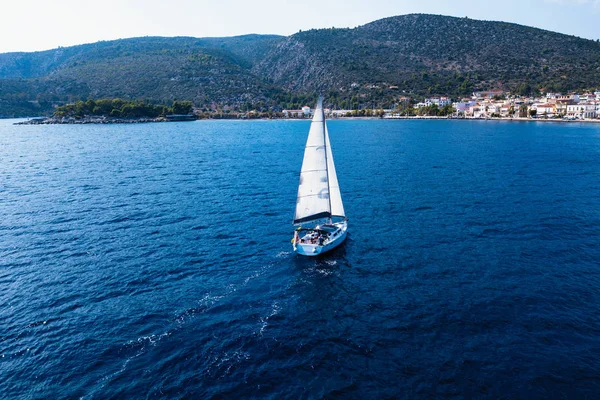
[293,221,347,256]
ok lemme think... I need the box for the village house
[554,102,568,116]
[282,109,304,117]
[566,103,596,119]
[578,93,597,102]
[488,102,502,115]
[581,103,597,119]
[473,90,504,99]
[469,105,483,118]
[500,104,514,117]
[422,97,452,107]
[554,98,574,115]
[473,99,502,117]
[454,100,477,114]
[282,106,312,117]
[534,103,556,117]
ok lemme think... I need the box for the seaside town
[282,89,600,121]
[17,89,600,124]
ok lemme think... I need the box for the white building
[582,103,597,119]
[424,97,452,107]
[500,104,514,117]
[534,103,556,117]
[470,106,484,118]
[282,109,305,117]
[566,103,596,119]
[454,101,477,114]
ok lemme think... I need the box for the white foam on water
[315,268,335,276]
[89,329,173,398]
[175,293,224,325]
[214,350,251,377]
[258,301,281,336]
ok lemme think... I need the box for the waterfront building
[282,109,305,117]
[454,101,477,114]
[566,103,596,119]
[423,97,452,107]
[535,103,556,117]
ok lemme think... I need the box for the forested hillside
[1,14,600,117]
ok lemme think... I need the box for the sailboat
[292,97,348,256]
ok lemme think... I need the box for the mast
[320,96,333,224]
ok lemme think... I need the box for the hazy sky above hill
[1,0,599,53]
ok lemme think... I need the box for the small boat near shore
[292,97,348,256]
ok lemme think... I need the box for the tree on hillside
[515,83,532,96]
[171,101,193,115]
[440,104,454,116]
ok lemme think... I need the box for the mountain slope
[255,14,600,94]
[0,36,286,116]
[0,35,283,79]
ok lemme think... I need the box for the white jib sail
[325,124,345,218]
[293,100,330,224]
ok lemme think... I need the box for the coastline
[382,116,600,124]
[14,115,197,125]
[13,115,600,125]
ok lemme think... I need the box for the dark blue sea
[1,118,600,399]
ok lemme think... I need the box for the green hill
[1,14,600,117]
[257,14,600,96]
[0,35,286,116]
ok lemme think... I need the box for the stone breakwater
[16,116,169,125]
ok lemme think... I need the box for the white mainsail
[293,98,345,224]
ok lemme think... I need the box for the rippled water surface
[1,118,600,398]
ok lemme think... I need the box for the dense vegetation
[258,15,600,97]
[54,99,193,118]
[1,15,599,117]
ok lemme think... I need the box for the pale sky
[1,0,599,53]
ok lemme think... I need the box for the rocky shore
[15,114,197,125]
